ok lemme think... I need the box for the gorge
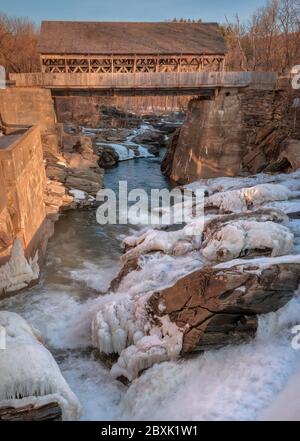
[1,69,300,420]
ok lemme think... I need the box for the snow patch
[69,189,88,201]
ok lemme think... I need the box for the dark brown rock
[161,129,180,178]
[132,130,165,147]
[110,256,141,292]
[97,145,119,168]
[149,262,300,354]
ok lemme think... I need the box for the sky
[0,0,267,24]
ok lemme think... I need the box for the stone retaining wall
[0,126,50,266]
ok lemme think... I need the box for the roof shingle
[38,21,227,55]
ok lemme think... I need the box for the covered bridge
[38,21,227,74]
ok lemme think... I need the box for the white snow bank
[202,220,294,262]
[0,239,39,294]
[205,183,292,213]
[0,311,81,420]
[262,199,300,214]
[117,252,203,298]
[185,169,300,196]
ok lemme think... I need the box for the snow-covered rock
[201,220,294,262]
[205,183,293,213]
[0,311,80,420]
[121,221,203,266]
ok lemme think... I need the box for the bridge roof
[39,21,227,56]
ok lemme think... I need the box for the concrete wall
[0,87,57,134]
[0,126,49,265]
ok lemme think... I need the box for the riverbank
[1,137,300,419]
[0,113,300,420]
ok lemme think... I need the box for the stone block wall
[0,126,49,265]
[0,87,57,134]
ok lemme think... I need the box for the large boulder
[132,130,165,147]
[151,259,300,354]
[97,145,119,168]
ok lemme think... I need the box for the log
[0,402,62,421]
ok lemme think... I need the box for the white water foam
[96,142,154,161]
[120,296,300,421]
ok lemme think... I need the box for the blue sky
[0,0,267,24]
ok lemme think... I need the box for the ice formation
[205,183,293,213]
[0,239,40,294]
[201,220,294,262]
[92,294,183,381]
[110,316,183,382]
[0,311,81,420]
[92,295,138,355]
[121,221,203,265]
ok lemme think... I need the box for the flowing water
[0,149,171,420]
[1,130,300,420]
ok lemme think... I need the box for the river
[1,130,300,421]
[0,148,171,420]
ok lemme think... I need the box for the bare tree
[223,0,300,72]
[0,13,40,73]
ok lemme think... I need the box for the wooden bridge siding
[9,72,278,89]
[40,54,225,74]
